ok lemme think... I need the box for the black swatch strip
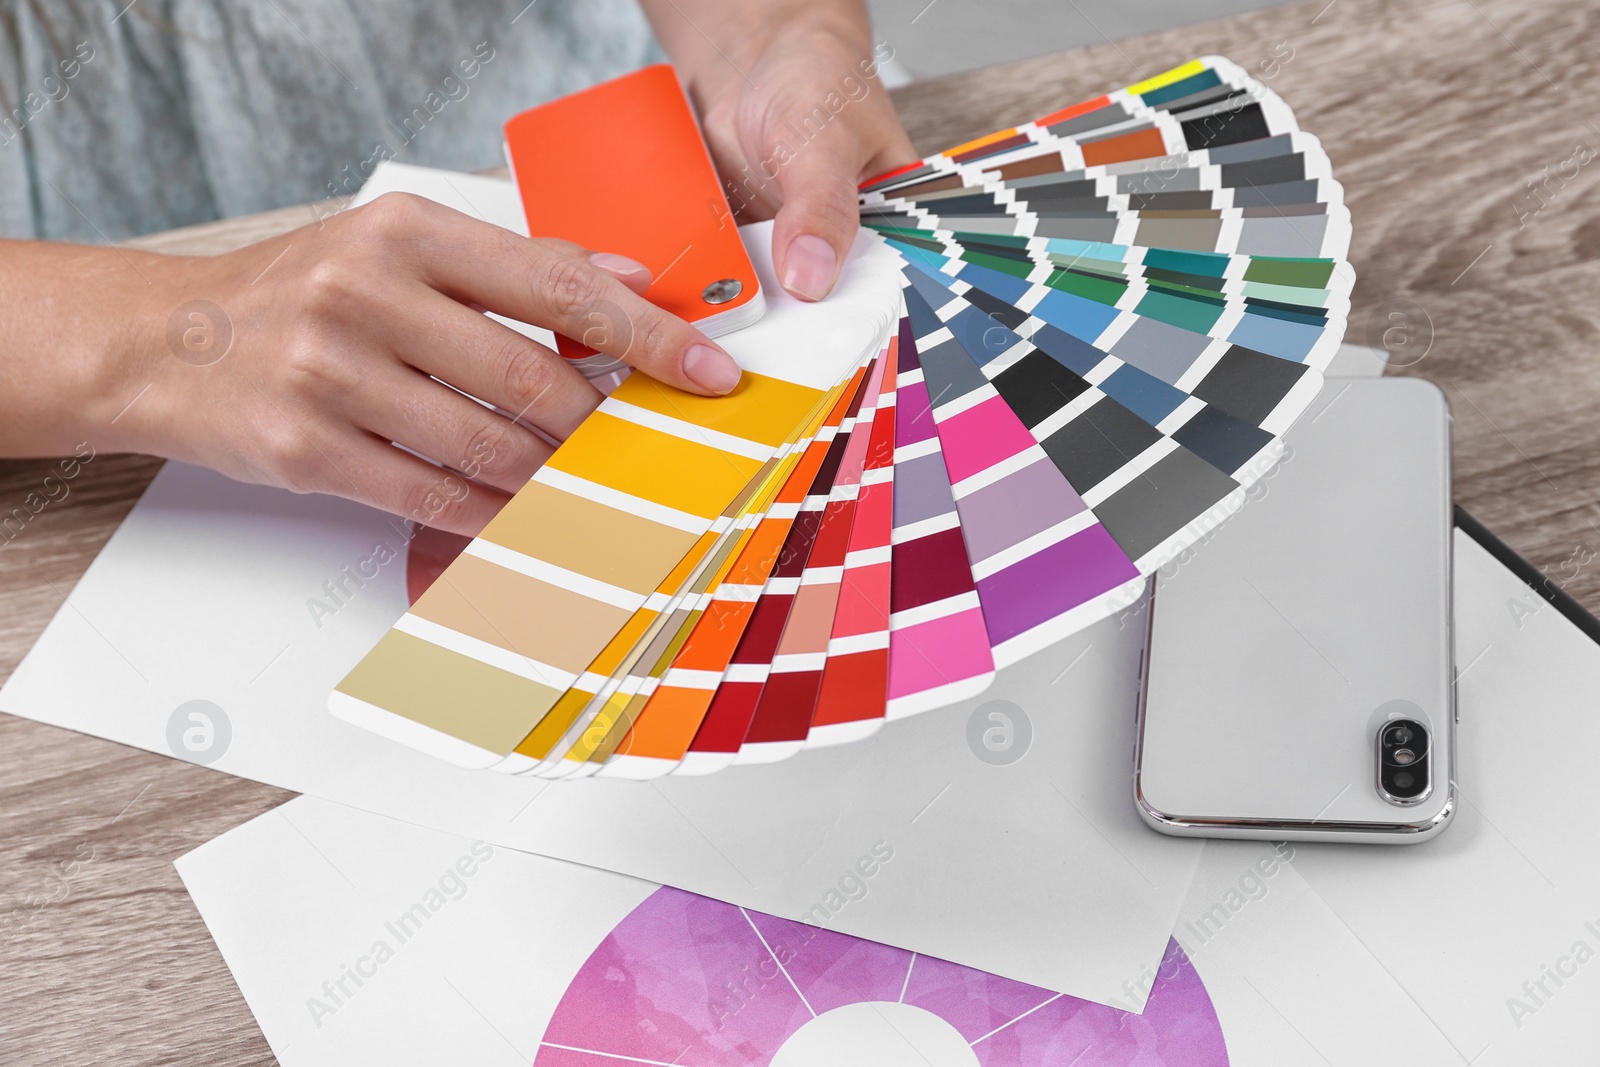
[953,284,1032,332]
[1038,398,1163,495]
[1189,345,1308,427]
[989,350,1093,429]
[1171,405,1275,475]
[1181,102,1272,151]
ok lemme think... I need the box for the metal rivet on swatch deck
[701,278,743,304]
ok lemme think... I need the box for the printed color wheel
[532,887,1228,1066]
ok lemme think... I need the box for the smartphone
[1134,377,1454,843]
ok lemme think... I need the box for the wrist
[68,247,226,462]
[83,253,188,457]
[0,241,175,458]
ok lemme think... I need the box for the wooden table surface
[4,0,1598,1060]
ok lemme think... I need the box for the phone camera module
[1376,718,1431,804]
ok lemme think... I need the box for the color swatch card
[330,228,902,768]
[332,56,1351,777]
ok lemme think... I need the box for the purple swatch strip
[975,523,1138,646]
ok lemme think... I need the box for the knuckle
[355,191,429,237]
[401,470,469,524]
[263,425,321,494]
[301,256,364,318]
[537,256,607,320]
[460,417,516,480]
[279,333,343,395]
[629,309,676,368]
[501,349,557,412]
[398,478,438,522]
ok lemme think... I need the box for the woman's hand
[18,193,744,535]
[1,2,914,536]
[642,0,919,301]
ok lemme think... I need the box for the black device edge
[1454,505,1600,647]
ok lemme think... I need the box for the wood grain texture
[4,1,1599,1060]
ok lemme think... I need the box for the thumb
[770,146,864,303]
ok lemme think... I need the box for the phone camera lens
[1376,718,1431,804]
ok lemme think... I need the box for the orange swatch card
[504,63,764,358]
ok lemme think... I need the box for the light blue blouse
[0,0,657,240]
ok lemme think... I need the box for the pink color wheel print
[534,886,1228,1066]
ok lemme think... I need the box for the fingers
[349,361,558,497]
[386,196,742,396]
[770,137,861,302]
[387,290,602,443]
[367,446,510,537]
[769,115,917,302]
[299,429,514,537]
[697,113,783,224]
[589,252,654,295]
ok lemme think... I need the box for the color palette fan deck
[331,56,1352,778]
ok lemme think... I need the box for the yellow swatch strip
[517,365,871,773]
[510,421,833,764]
[332,370,828,764]
[552,447,807,771]
[564,359,882,771]
[1124,58,1208,97]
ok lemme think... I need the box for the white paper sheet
[1281,529,1600,1065]
[178,794,1223,1067]
[0,165,1202,1008]
[1177,528,1600,1064]
[177,524,1600,1066]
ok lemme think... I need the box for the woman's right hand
[93,192,744,535]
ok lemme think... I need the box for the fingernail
[588,252,650,280]
[782,234,837,302]
[683,343,742,395]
